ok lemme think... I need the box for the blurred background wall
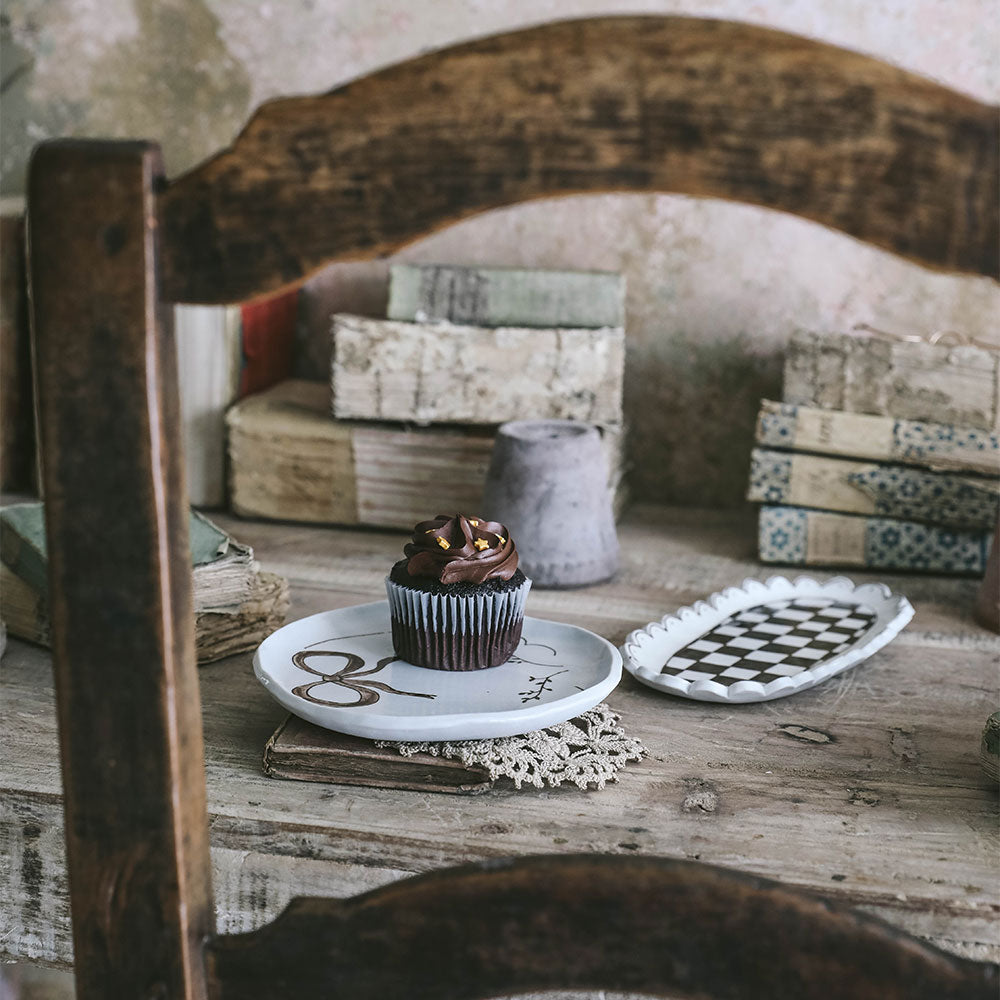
[2,0,997,506]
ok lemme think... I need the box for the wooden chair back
[25,16,998,1000]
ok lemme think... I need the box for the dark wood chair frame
[24,15,998,1000]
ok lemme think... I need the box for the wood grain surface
[0,213,33,491]
[4,507,997,971]
[159,16,999,304]
[27,141,213,999]
[205,856,996,1000]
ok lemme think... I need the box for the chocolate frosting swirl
[403,513,519,584]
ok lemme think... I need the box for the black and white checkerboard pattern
[660,597,877,687]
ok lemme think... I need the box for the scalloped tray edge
[621,575,914,704]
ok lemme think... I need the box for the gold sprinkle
[473,538,489,550]
[436,537,450,550]
[497,535,505,545]
[469,519,479,526]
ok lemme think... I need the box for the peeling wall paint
[2,1,997,505]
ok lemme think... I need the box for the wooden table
[3,504,998,968]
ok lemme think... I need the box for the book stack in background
[0,502,289,664]
[3,199,303,506]
[747,331,999,574]
[227,265,628,530]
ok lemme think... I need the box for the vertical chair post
[28,140,213,999]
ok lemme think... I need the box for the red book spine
[238,289,299,397]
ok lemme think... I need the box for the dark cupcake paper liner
[385,576,531,671]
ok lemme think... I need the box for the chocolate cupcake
[385,513,531,670]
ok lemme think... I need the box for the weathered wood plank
[159,16,999,304]
[206,856,997,1000]
[223,505,996,647]
[27,140,213,998]
[0,211,34,491]
[3,507,997,969]
[331,314,625,425]
[0,793,407,967]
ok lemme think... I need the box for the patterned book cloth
[756,400,999,476]
[759,505,992,574]
[748,448,999,532]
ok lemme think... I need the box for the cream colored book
[756,400,999,475]
[783,330,1000,431]
[748,448,998,531]
[228,379,627,529]
[174,303,243,507]
[1,562,288,665]
[330,313,625,425]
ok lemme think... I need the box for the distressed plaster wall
[2,1,997,505]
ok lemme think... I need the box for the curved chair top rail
[159,15,999,304]
[208,854,997,1000]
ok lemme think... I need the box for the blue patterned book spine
[748,448,999,532]
[756,400,1000,475]
[759,506,992,574]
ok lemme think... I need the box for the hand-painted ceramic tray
[254,600,622,740]
[622,576,913,704]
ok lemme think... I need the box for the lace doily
[376,702,645,790]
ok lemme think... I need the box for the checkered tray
[622,576,913,703]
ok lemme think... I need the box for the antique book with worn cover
[758,505,992,574]
[228,380,627,529]
[1,500,289,663]
[0,501,258,612]
[783,330,1000,431]
[747,448,999,532]
[263,714,492,794]
[755,400,999,476]
[175,303,243,507]
[387,264,625,329]
[330,313,625,425]
[1,563,289,664]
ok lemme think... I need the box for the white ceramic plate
[622,575,913,703]
[254,600,622,740]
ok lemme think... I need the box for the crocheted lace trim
[376,703,645,790]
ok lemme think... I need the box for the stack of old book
[747,330,999,574]
[0,501,289,663]
[227,264,628,529]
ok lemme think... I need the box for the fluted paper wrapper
[385,576,531,670]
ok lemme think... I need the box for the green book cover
[387,264,625,329]
[0,502,240,598]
